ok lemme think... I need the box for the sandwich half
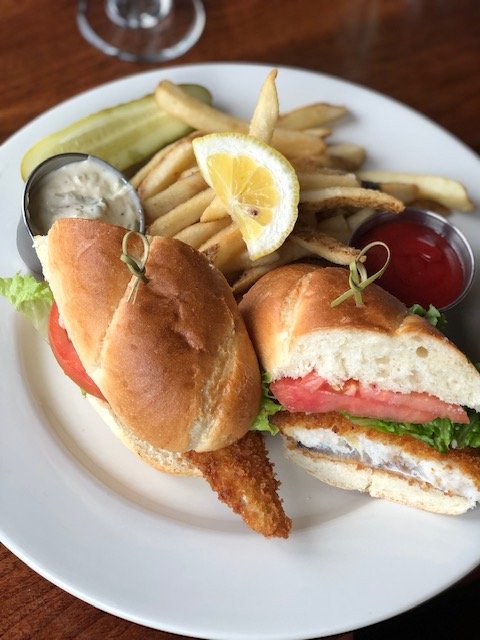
[240,263,480,515]
[33,218,291,537]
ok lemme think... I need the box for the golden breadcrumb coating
[273,411,480,482]
[186,432,291,538]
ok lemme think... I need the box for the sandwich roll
[33,219,291,537]
[87,394,200,476]
[240,264,480,421]
[240,263,480,514]
[36,218,261,455]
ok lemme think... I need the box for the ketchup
[355,219,464,308]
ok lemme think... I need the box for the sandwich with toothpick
[239,256,480,516]
[31,217,291,537]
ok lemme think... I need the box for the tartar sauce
[28,157,141,234]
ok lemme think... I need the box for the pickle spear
[21,83,212,181]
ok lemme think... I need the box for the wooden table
[1,1,480,638]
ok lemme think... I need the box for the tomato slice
[48,301,104,399]
[271,372,468,424]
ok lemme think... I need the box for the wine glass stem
[106,0,173,29]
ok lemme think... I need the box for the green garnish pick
[120,231,150,303]
[331,241,391,308]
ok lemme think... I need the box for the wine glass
[77,0,206,63]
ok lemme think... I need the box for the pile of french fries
[131,70,474,296]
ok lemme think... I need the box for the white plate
[1,63,480,640]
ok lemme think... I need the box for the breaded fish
[186,431,291,538]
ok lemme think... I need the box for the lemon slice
[193,133,299,260]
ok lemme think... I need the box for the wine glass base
[77,0,205,63]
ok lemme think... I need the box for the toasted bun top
[239,263,480,410]
[41,218,261,452]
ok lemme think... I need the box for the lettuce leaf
[0,273,52,338]
[409,303,447,331]
[251,372,283,435]
[344,409,480,453]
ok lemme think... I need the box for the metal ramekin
[349,206,475,312]
[17,152,145,274]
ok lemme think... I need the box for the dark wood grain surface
[1,1,480,638]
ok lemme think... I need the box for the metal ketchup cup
[349,207,475,312]
[17,152,145,274]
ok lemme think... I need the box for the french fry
[200,197,229,222]
[409,198,452,215]
[303,127,332,138]
[248,68,279,144]
[143,171,207,223]
[288,153,332,173]
[297,210,318,228]
[130,144,171,189]
[357,170,474,211]
[326,143,366,171]
[138,132,201,200]
[273,128,326,158]
[276,237,313,263]
[148,188,215,237]
[278,103,347,130]
[154,80,325,157]
[374,181,419,204]
[289,227,362,265]
[155,79,244,133]
[298,169,360,190]
[178,166,201,179]
[316,214,351,243]
[173,218,230,248]
[299,186,404,214]
[231,264,278,295]
[346,207,375,233]
[231,239,310,295]
[225,247,281,274]
[199,222,246,273]
[290,148,363,173]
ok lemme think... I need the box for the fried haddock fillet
[185,431,291,538]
